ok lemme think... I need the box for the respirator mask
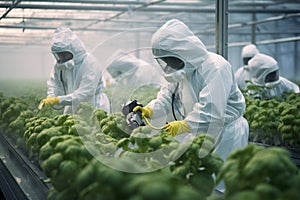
[56,59,75,70]
[163,70,186,83]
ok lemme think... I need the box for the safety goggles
[265,70,279,83]
[53,51,73,64]
[156,56,184,74]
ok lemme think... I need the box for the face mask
[164,69,186,83]
[56,59,74,70]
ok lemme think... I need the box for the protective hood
[241,44,259,58]
[249,53,279,86]
[151,19,209,79]
[105,50,139,79]
[51,28,87,63]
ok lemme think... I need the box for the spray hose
[142,116,165,130]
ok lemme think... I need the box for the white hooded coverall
[106,50,159,85]
[248,53,299,99]
[235,44,259,90]
[47,28,110,114]
[148,19,249,163]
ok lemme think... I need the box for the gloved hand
[133,106,153,118]
[40,96,59,106]
[163,120,190,136]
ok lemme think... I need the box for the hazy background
[0,47,53,80]
[1,37,298,82]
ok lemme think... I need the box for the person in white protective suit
[105,50,160,86]
[235,44,259,90]
[40,27,111,114]
[248,53,299,99]
[133,19,249,190]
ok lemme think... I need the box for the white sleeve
[47,67,65,97]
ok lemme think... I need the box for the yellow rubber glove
[105,80,110,88]
[41,97,59,106]
[133,106,153,118]
[163,120,190,136]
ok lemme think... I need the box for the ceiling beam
[229,13,300,29]
[0,3,213,12]
[195,12,300,35]
[228,36,300,47]
[21,0,212,7]
[6,16,102,21]
[21,0,149,5]
[4,16,212,25]
[0,3,299,13]
[81,0,165,29]
[0,0,21,20]
[0,24,135,32]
